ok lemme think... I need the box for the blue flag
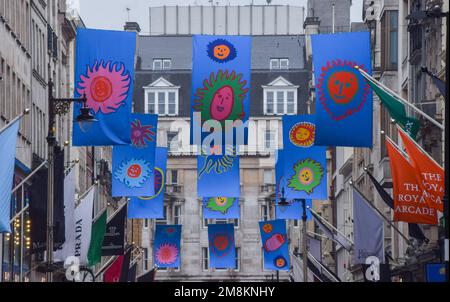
[203,197,240,219]
[208,224,236,269]
[353,189,384,264]
[72,28,136,146]
[112,114,158,197]
[311,32,373,147]
[276,199,312,221]
[280,115,327,200]
[191,35,252,147]
[153,225,181,268]
[0,120,20,233]
[128,147,167,219]
[197,149,240,198]
[259,219,290,271]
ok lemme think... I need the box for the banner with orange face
[398,128,444,212]
[386,139,438,225]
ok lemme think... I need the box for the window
[143,219,149,229]
[263,169,273,185]
[171,170,178,184]
[280,59,289,69]
[155,206,168,225]
[143,248,149,271]
[153,59,172,70]
[293,219,299,227]
[269,58,289,70]
[265,130,275,150]
[261,204,269,221]
[146,91,178,116]
[174,205,181,225]
[264,90,297,115]
[381,10,398,71]
[202,247,209,271]
[167,131,181,152]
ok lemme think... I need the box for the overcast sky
[77,0,363,34]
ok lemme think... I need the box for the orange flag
[386,138,438,225]
[398,128,444,212]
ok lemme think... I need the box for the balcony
[166,184,183,195]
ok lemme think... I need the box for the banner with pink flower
[72,28,136,146]
[112,114,158,197]
[259,219,290,271]
[153,225,182,268]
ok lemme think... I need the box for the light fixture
[76,101,97,133]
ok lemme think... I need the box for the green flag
[87,211,107,267]
[365,78,420,139]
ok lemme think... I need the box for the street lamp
[277,188,308,282]
[407,5,449,281]
[45,79,97,282]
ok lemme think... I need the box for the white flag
[73,186,95,265]
[54,168,76,262]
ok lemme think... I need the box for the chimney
[124,22,141,33]
[303,17,320,59]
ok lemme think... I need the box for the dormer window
[262,76,299,115]
[144,77,179,116]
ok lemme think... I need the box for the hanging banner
[311,32,373,147]
[0,119,20,233]
[276,199,312,220]
[153,225,182,268]
[128,147,168,219]
[197,147,240,198]
[73,186,95,265]
[102,206,127,256]
[203,197,240,219]
[54,168,76,262]
[398,128,444,212]
[259,219,290,271]
[386,139,438,225]
[112,114,157,197]
[72,28,136,146]
[280,115,327,200]
[208,223,236,269]
[191,35,252,147]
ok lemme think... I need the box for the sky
[76,0,364,34]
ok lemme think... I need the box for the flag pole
[350,182,412,246]
[75,181,98,207]
[385,134,410,159]
[307,252,341,282]
[0,109,30,135]
[308,207,354,246]
[356,66,444,130]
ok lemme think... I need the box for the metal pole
[20,187,24,282]
[444,10,449,282]
[301,199,308,282]
[46,80,56,282]
[357,67,445,130]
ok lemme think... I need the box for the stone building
[0,0,114,282]
[327,0,446,282]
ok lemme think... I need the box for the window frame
[145,89,179,116]
[263,88,298,115]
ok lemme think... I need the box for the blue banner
[203,197,240,219]
[128,147,167,219]
[259,219,290,271]
[426,263,446,282]
[276,199,312,221]
[0,120,20,233]
[208,224,236,269]
[191,35,252,147]
[72,28,136,146]
[153,225,181,268]
[311,32,373,147]
[197,149,240,198]
[112,114,158,197]
[280,115,327,200]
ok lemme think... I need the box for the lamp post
[45,79,95,282]
[407,6,448,281]
[277,188,308,282]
